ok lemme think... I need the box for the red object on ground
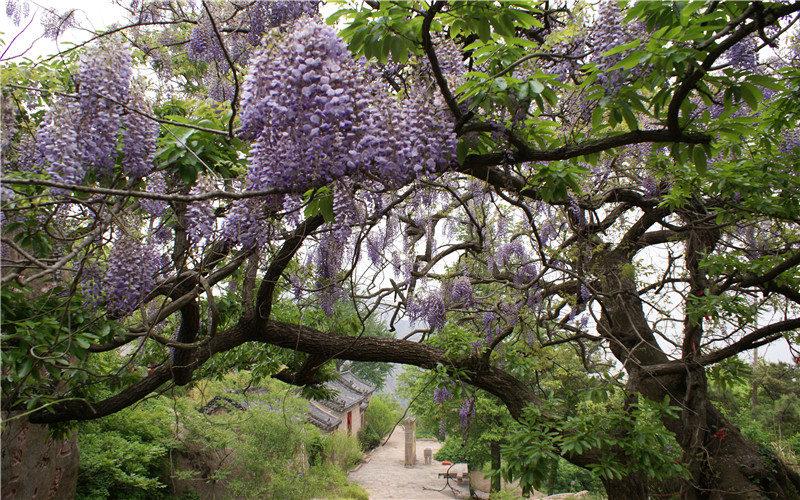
[441,461,451,465]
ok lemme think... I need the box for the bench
[438,471,469,483]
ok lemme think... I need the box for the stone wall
[1,413,79,500]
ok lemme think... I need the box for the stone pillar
[403,417,417,467]
[1,412,79,500]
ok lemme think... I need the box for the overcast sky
[1,1,130,61]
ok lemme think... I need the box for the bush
[357,424,382,450]
[357,394,403,450]
[75,397,178,500]
[323,431,364,469]
[332,481,370,500]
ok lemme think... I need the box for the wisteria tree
[3,1,800,498]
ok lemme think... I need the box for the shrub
[358,394,403,450]
[323,431,364,469]
[75,399,177,499]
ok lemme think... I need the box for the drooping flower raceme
[408,291,447,331]
[238,20,457,195]
[77,39,133,174]
[37,103,83,185]
[589,2,647,96]
[37,39,158,184]
[91,232,164,317]
[121,83,158,179]
[459,398,475,429]
[450,276,474,306]
[433,386,452,404]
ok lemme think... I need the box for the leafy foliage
[3,1,800,498]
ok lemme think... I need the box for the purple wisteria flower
[121,85,158,179]
[459,398,475,429]
[408,291,447,331]
[433,386,452,404]
[450,276,474,306]
[238,20,456,195]
[482,311,496,331]
[99,232,163,317]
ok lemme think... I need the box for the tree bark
[595,231,800,499]
[491,440,501,493]
[601,473,648,500]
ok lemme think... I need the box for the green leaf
[456,141,470,164]
[529,79,544,95]
[739,82,763,110]
[601,39,641,57]
[620,104,639,131]
[692,145,708,174]
[477,18,492,42]
[391,37,408,64]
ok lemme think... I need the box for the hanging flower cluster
[238,20,457,195]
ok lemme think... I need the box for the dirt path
[348,428,470,499]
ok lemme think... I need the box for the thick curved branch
[666,2,800,132]
[644,317,800,377]
[421,1,462,121]
[251,319,540,419]
[255,215,325,319]
[458,128,710,197]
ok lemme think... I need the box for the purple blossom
[186,201,215,242]
[433,386,452,404]
[121,86,158,179]
[222,197,275,248]
[780,129,800,154]
[40,8,76,39]
[140,171,168,217]
[514,263,538,286]
[727,35,758,70]
[37,103,84,185]
[641,174,658,197]
[526,290,543,312]
[495,240,526,268]
[408,291,446,331]
[580,284,591,303]
[5,0,30,26]
[449,276,473,306]
[482,311,496,334]
[239,20,456,194]
[589,2,647,96]
[188,15,223,63]
[264,0,320,30]
[100,232,163,317]
[459,398,475,429]
[569,195,585,229]
[77,40,132,174]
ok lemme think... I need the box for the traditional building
[307,370,376,434]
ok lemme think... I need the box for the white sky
[1,1,128,62]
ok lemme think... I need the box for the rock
[1,412,80,500]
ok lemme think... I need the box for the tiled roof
[339,370,377,395]
[308,400,342,432]
[197,396,245,415]
[307,371,376,431]
[317,379,364,412]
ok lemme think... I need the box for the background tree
[3,1,800,498]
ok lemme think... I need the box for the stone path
[348,428,470,499]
